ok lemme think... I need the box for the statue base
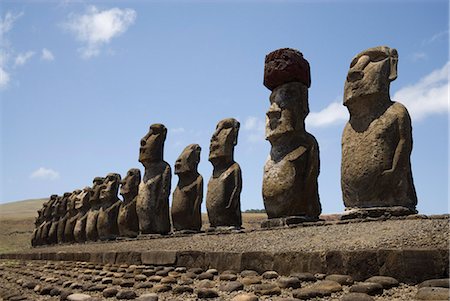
[205,226,243,233]
[341,206,417,220]
[261,216,320,229]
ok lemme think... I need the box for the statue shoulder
[388,101,412,126]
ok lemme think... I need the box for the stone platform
[1,215,449,284]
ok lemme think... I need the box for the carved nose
[347,70,364,82]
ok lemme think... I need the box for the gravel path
[28,217,449,254]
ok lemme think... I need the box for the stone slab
[2,248,448,284]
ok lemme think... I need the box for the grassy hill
[0,198,48,253]
[0,198,48,219]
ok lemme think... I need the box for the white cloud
[306,99,348,128]
[393,61,449,121]
[64,6,137,59]
[411,52,427,62]
[0,11,23,37]
[30,167,60,181]
[14,51,35,67]
[41,48,55,61]
[243,116,265,143]
[0,11,24,90]
[0,67,10,89]
[422,30,448,45]
[172,127,185,134]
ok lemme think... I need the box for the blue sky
[0,1,448,215]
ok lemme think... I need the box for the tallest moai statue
[341,46,417,219]
[262,48,321,226]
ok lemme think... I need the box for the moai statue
[206,118,242,229]
[85,177,105,241]
[97,173,122,240]
[136,124,171,235]
[31,202,47,246]
[73,187,92,243]
[262,48,321,227]
[38,194,58,245]
[57,192,72,244]
[341,46,417,219]
[63,190,82,243]
[171,144,203,232]
[47,195,63,245]
[118,168,141,238]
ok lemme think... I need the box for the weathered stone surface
[177,251,207,270]
[231,293,259,301]
[293,280,343,298]
[118,169,141,238]
[241,252,274,274]
[325,274,354,285]
[264,48,311,90]
[85,177,105,241]
[197,288,219,298]
[365,276,399,289]
[415,287,450,300]
[116,289,137,299]
[206,118,242,228]
[137,124,171,235]
[219,281,244,292]
[97,173,121,241]
[172,285,194,294]
[103,287,119,297]
[262,271,279,279]
[136,293,158,301]
[253,283,281,296]
[219,273,238,281]
[341,46,417,217]
[273,252,324,275]
[262,65,321,220]
[67,294,92,301]
[419,278,450,288]
[141,251,176,266]
[341,293,375,301]
[290,272,316,282]
[277,276,301,289]
[349,282,383,295]
[172,144,203,232]
[152,284,171,293]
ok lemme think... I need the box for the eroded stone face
[97,173,121,240]
[136,124,171,235]
[206,118,242,228]
[118,168,141,237]
[85,177,105,241]
[341,46,417,216]
[262,48,321,221]
[172,144,203,232]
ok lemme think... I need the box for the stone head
[209,118,240,165]
[57,192,71,216]
[264,48,311,90]
[100,173,121,202]
[67,190,81,213]
[266,82,309,142]
[344,46,398,106]
[175,144,201,175]
[139,124,167,166]
[89,177,105,205]
[43,194,58,218]
[75,187,92,210]
[120,169,141,201]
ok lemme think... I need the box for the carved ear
[389,48,398,82]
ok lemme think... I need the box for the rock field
[1,260,449,301]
